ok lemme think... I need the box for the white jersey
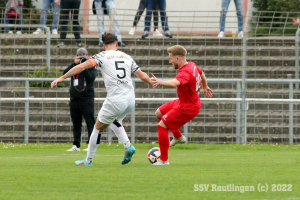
[91,50,140,102]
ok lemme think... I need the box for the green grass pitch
[0,142,299,200]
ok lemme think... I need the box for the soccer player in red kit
[150,45,213,165]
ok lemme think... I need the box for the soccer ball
[147,147,161,164]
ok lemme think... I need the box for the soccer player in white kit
[51,33,152,166]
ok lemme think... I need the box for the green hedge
[25,67,65,88]
[251,0,300,36]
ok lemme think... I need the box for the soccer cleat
[217,31,225,38]
[142,32,149,39]
[8,31,13,34]
[33,28,43,34]
[16,31,22,35]
[238,31,244,38]
[152,159,170,165]
[129,26,136,35]
[170,135,187,147]
[66,145,80,151]
[121,144,136,165]
[52,29,58,35]
[75,159,92,166]
[153,29,163,37]
[164,32,173,38]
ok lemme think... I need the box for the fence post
[236,81,241,143]
[295,29,300,90]
[288,76,294,145]
[44,26,51,73]
[183,123,188,143]
[241,30,247,144]
[25,80,29,143]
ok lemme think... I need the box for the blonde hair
[167,45,187,57]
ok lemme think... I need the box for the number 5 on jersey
[115,61,126,79]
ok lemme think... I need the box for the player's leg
[75,117,109,166]
[156,100,181,139]
[154,107,196,164]
[76,100,115,166]
[153,120,170,165]
[169,129,186,147]
[110,100,136,164]
[169,108,200,147]
[110,120,130,148]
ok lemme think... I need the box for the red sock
[157,125,170,161]
[171,129,182,139]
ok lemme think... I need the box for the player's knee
[158,120,167,129]
[155,108,163,118]
[95,123,101,130]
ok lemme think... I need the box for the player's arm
[200,72,213,97]
[51,59,96,88]
[150,74,180,88]
[134,70,152,85]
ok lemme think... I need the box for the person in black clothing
[64,48,97,151]
[128,0,162,36]
[58,0,83,47]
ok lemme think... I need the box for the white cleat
[16,31,22,35]
[217,31,224,38]
[152,159,170,165]
[129,26,136,35]
[238,31,244,38]
[170,135,187,147]
[33,28,44,34]
[52,29,58,35]
[8,31,13,34]
[153,29,163,37]
[66,145,80,151]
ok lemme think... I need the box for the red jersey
[174,62,202,108]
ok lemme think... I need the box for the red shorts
[159,99,201,130]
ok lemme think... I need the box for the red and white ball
[147,147,161,164]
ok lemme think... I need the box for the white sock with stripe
[110,121,131,148]
[86,126,102,163]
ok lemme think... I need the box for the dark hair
[102,32,118,45]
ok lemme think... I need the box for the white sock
[110,121,131,148]
[86,126,102,163]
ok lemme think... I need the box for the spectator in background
[58,0,83,47]
[4,1,23,34]
[5,0,23,34]
[94,0,125,46]
[142,0,172,39]
[218,0,244,38]
[32,0,61,35]
[64,48,97,151]
[129,0,162,37]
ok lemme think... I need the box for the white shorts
[97,99,135,125]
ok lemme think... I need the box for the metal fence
[1,9,300,144]
[1,77,300,144]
